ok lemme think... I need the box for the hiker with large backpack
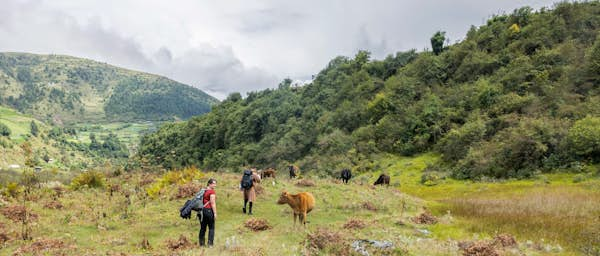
[240,168,261,215]
[199,178,217,247]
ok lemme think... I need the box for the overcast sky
[1,0,559,100]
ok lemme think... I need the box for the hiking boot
[248,211,253,215]
[242,207,246,214]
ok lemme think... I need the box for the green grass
[0,106,36,142]
[72,122,156,150]
[2,159,598,255]
[365,154,600,255]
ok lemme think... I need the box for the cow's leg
[293,213,297,226]
[301,212,307,226]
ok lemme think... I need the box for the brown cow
[277,191,315,226]
[262,168,276,179]
[373,174,390,186]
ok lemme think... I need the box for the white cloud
[0,0,558,100]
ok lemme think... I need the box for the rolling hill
[139,1,600,179]
[0,52,219,124]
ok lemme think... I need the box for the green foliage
[430,31,446,55]
[568,116,600,161]
[70,171,106,190]
[437,117,486,162]
[146,166,204,198]
[586,34,600,83]
[2,182,22,198]
[104,77,214,121]
[30,120,39,137]
[139,2,600,179]
[0,122,10,136]
[0,53,218,124]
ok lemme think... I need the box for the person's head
[207,178,217,189]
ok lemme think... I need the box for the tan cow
[277,191,315,226]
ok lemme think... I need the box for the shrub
[70,171,105,190]
[3,182,22,198]
[568,116,600,161]
[420,172,442,186]
[0,123,10,137]
[437,118,486,162]
[146,166,204,199]
[572,174,587,183]
[412,211,438,224]
[165,235,193,251]
[454,118,569,179]
[244,218,272,231]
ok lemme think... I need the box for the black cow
[288,165,298,179]
[340,169,352,184]
[373,174,390,186]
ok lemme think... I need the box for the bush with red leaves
[412,211,438,224]
[173,183,202,199]
[0,205,38,222]
[165,235,194,251]
[462,241,499,256]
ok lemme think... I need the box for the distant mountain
[0,52,219,124]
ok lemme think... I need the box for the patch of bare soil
[244,218,272,231]
[461,241,499,256]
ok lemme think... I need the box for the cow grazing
[340,169,352,184]
[288,165,298,179]
[262,168,276,179]
[277,191,315,226]
[373,174,390,186]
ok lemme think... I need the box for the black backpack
[179,188,207,219]
[241,170,253,189]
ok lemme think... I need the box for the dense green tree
[568,116,600,161]
[430,31,446,55]
[30,121,39,137]
[138,2,600,178]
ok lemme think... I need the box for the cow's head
[277,191,290,204]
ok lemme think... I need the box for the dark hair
[207,178,216,186]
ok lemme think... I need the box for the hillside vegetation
[0,105,131,174]
[140,2,600,180]
[0,53,218,124]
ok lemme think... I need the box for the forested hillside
[139,2,600,179]
[0,53,218,124]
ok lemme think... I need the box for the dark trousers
[199,208,215,246]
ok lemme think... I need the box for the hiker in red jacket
[199,178,217,247]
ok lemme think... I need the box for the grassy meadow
[1,157,598,255]
[71,122,157,152]
[0,106,37,143]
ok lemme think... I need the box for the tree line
[139,2,600,179]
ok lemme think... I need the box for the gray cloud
[0,0,558,100]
